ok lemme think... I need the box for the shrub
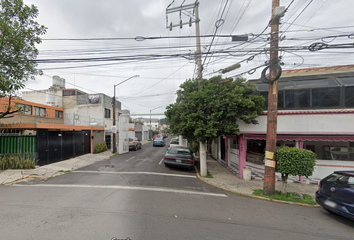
[94,142,108,153]
[276,146,316,192]
[0,154,36,170]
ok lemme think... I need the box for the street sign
[111,125,117,134]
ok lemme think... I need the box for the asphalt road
[0,137,353,239]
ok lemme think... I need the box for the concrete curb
[194,166,320,208]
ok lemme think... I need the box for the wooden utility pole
[263,0,281,195]
[166,1,207,177]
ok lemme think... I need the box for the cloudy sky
[21,0,354,117]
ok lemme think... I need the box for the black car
[164,146,194,170]
[316,171,354,221]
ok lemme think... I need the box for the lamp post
[112,75,139,153]
[149,106,161,139]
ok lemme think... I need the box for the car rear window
[324,173,354,186]
[168,148,191,155]
[129,138,134,142]
[170,139,179,144]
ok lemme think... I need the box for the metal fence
[0,134,36,160]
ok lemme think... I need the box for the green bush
[276,146,316,192]
[94,142,108,153]
[0,154,36,170]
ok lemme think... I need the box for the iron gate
[37,129,91,166]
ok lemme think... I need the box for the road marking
[74,171,196,178]
[125,157,135,162]
[158,158,164,165]
[14,184,227,198]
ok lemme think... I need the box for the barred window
[55,110,63,118]
[105,108,111,118]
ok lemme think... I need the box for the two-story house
[211,64,354,181]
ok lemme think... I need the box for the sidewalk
[198,157,319,199]
[0,139,151,185]
[0,151,112,185]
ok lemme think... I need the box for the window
[260,91,284,110]
[278,91,284,109]
[260,92,268,110]
[312,87,340,108]
[18,104,32,115]
[34,107,47,117]
[55,110,63,118]
[285,90,310,109]
[345,86,354,107]
[168,148,191,155]
[63,90,76,96]
[104,108,111,118]
[230,138,239,149]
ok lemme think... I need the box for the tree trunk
[281,173,288,193]
[200,141,207,177]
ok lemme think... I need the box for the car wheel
[164,164,168,168]
[140,145,142,149]
[134,145,137,151]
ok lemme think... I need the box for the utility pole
[166,1,207,177]
[112,75,139,153]
[263,0,283,195]
[194,2,207,178]
[113,90,117,153]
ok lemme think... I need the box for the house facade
[211,64,354,181]
[20,75,123,152]
[62,89,121,151]
[0,97,104,165]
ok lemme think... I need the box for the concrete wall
[239,112,354,135]
[92,130,105,152]
[0,114,64,125]
[22,89,63,107]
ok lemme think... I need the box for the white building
[211,64,354,181]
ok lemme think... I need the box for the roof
[281,64,354,78]
[249,64,354,84]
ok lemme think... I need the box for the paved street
[0,139,354,239]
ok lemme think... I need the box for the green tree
[276,146,316,192]
[165,76,264,176]
[0,0,47,118]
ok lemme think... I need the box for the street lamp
[112,74,139,153]
[150,106,161,139]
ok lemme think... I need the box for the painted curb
[194,166,320,208]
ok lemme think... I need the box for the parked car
[168,137,179,150]
[164,146,194,170]
[153,137,165,147]
[315,171,354,220]
[129,137,142,151]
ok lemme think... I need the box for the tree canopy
[0,0,47,98]
[165,75,264,145]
